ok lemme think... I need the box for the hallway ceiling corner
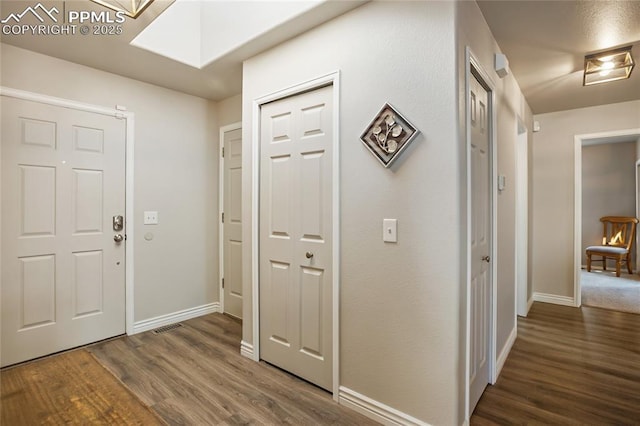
[477,0,640,114]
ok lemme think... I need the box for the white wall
[532,100,640,298]
[581,142,636,267]
[217,93,242,127]
[242,2,461,424]
[1,43,220,322]
[455,0,534,405]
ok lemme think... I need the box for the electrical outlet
[144,211,158,225]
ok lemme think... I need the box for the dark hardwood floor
[88,314,377,425]
[471,302,640,425]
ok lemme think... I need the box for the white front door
[1,96,126,367]
[469,70,492,411]
[259,85,333,391]
[223,127,243,319]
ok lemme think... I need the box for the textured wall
[242,2,461,424]
[456,2,534,418]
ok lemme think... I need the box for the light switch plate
[383,218,397,243]
[144,211,158,225]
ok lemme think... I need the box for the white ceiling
[0,0,365,101]
[130,0,326,69]
[477,0,640,114]
[1,1,639,112]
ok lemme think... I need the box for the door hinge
[222,147,224,157]
[221,212,225,223]
[222,278,225,289]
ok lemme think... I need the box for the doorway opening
[574,128,640,314]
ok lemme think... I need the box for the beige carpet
[581,268,640,314]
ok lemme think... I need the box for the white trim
[218,122,243,315]
[515,120,529,317]
[240,340,254,358]
[251,71,341,399]
[251,96,261,364]
[495,326,517,378]
[527,296,534,313]
[573,128,640,309]
[574,135,583,308]
[533,292,575,307]
[464,49,497,419]
[0,86,136,335]
[637,159,640,270]
[132,302,221,334]
[338,387,431,426]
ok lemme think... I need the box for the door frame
[0,86,136,335]
[250,71,340,399]
[515,119,530,316]
[464,48,497,419]
[218,121,242,314]
[573,128,640,307]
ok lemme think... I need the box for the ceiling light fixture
[90,0,155,19]
[583,45,635,86]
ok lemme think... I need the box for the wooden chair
[586,216,638,277]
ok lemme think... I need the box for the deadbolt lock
[113,215,124,231]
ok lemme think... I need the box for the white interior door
[1,96,126,367]
[223,127,243,319]
[259,84,333,391]
[469,71,492,411]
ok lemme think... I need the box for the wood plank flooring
[88,314,376,425]
[1,349,163,425]
[471,302,640,425]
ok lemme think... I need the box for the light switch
[144,211,158,225]
[383,219,397,243]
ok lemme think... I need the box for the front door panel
[1,96,126,367]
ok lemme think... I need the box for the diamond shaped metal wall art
[360,103,419,168]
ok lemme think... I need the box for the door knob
[305,252,314,259]
[114,234,124,243]
[482,255,490,263]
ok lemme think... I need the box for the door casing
[0,86,136,335]
[250,72,340,400]
[516,120,529,317]
[464,49,497,420]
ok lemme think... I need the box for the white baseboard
[132,302,221,334]
[241,340,255,359]
[527,296,534,313]
[495,325,517,381]
[532,292,575,307]
[338,386,431,426]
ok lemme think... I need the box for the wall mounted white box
[383,219,398,243]
[144,211,158,225]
